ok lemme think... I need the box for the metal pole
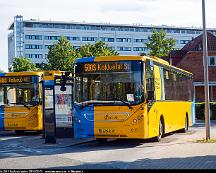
[202,0,211,140]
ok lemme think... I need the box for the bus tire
[15,130,25,135]
[96,138,107,143]
[35,130,43,135]
[155,117,164,142]
[182,116,188,133]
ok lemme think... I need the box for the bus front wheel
[96,138,107,143]
[155,118,164,142]
[182,116,188,133]
[15,130,25,135]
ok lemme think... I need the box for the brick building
[166,32,216,102]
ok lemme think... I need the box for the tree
[145,29,176,58]
[11,57,37,72]
[77,41,118,57]
[46,36,77,71]
[43,39,118,71]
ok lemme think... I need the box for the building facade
[166,32,216,103]
[8,15,216,68]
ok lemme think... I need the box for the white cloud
[0,0,216,71]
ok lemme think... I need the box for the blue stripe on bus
[0,106,4,130]
[75,57,95,63]
[44,80,54,86]
[32,76,38,83]
[0,73,5,76]
[73,105,94,139]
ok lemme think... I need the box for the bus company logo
[104,114,118,120]
[7,123,18,127]
[99,128,115,133]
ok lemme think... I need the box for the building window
[209,56,216,66]
[117,47,131,51]
[71,37,80,41]
[186,30,195,34]
[100,37,115,42]
[25,54,43,59]
[82,37,97,41]
[133,47,147,51]
[25,35,42,40]
[116,38,131,42]
[25,44,43,49]
[134,39,148,43]
[45,45,52,49]
[44,36,61,40]
[66,36,80,41]
[173,29,180,33]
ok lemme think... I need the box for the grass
[196,138,216,143]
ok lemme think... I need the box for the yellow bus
[73,56,195,141]
[0,71,61,134]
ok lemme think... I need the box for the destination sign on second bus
[0,76,32,84]
[82,62,131,73]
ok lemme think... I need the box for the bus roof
[0,70,63,77]
[75,56,192,75]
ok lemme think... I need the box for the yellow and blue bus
[73,56,195,141]
[0,71,61,134]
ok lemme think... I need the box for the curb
[64,138,95,147]
[21,138,95,149]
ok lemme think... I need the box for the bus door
[145,60,158,137]
[54,76,73,138]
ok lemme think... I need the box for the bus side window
[146,65,155,101]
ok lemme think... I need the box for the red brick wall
[195,86,204,102]
[177,51,216,82]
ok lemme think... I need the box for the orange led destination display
[82,62,131,73]
[0,76,32,84]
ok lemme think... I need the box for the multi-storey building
[8,15,216,68]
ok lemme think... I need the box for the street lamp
[202,0,211,140]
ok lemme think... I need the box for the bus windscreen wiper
[23,102,31,110]
[78,101,102,109]
[10,102,30,110]
[115,97,133,110]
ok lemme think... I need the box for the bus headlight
[133,118,137,123]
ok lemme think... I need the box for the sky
[0,0,216,72]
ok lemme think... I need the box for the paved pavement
[0,120,216,169]
[0,131,94,149]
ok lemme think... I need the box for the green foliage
[11,57,37,72]
[41,39,118,71]
[145,29,176,57]
[77,41,118,57]
[46,36,77,71]
[0,69,4,73]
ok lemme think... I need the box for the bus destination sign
[81,62,131,73]
[0,76,32,84]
